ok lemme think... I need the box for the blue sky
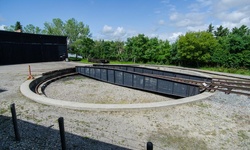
[0,0,250,42]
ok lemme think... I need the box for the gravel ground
[45,75,173,104]
[0,62,250,150]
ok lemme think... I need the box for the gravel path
[45,75,173,104]
[0,62,249,150]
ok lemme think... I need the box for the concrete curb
[20,77,215,111]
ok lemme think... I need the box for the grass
[70,58,250,75]
[200,67,250,75]
[0,108,8,114]
[238,130,249,140]
[151,132,208,150]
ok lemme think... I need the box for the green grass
[200,67,250,75]
[109,60,137,64]
[80,59,92,64]
[70,58,250,75]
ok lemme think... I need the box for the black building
[0,30,68,65]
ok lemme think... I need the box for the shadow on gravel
[0,115,130,150]
[0,89,7,93]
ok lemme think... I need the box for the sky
[0,0,250,42]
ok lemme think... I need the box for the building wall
[0,30,67,65]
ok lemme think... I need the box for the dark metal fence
[0,30,67,65]
[76,66,201,98]
[93,64,212,82]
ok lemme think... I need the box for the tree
[125,34,149,63]
[24,24,42,34]
[14,21,22,32]
[207,23,214,34]
[214,25,229,37]
[4,25,15,31]
[232,25,249,36]
[177,31,218,67]
[64,18,91,46]
[43,18,65,35]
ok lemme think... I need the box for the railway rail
[143,74,250,96]
[34,65,250,98]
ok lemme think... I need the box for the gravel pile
[0,62,249,150]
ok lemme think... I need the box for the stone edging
[20,77,215,111]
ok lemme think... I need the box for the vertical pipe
[10,103,20,141]
[58,117,66,150]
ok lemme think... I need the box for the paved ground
[0,61,250,150]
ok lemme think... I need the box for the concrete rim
[20,76,215,111]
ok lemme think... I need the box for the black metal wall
[93,64,212,82]
[76,66,201,98]
[0,30,67,65]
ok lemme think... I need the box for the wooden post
[147,142,153,150]
[10,103,20,141]
[58,117,66,150]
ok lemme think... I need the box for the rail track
[162,75,250,96]
[34,65,250,97]
[94,64,250,97]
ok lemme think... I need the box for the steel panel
[144,77,157,91]
[157,79,173,94]
[115,71,123,85]
[108,70,115,83]
[100,69,107,81]
[133,75,144,89]
[124,73,133,87]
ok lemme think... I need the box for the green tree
[207,23,214,34]
[43,18,65,35]
[24,24,42,34]
[4,25,15,31]
[177,31,218,67]
[125,34,149,63]
[65,18,91,45]
[214,25,229,37]
[14,21,22,31]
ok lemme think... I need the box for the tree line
[4,19,250,69]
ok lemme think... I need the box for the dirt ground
[0,61,249,150]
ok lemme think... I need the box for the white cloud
[168,32,183,43]
[169,13,179,21]
[216,0,250,10]
[99,25,129,41]
[158,20,165,25]
[113,27,126,37]
[0,25,6,30]
[211,0,250,29]
[102,25,113,33]
[187,24,209,31]
[217,10,247,23]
